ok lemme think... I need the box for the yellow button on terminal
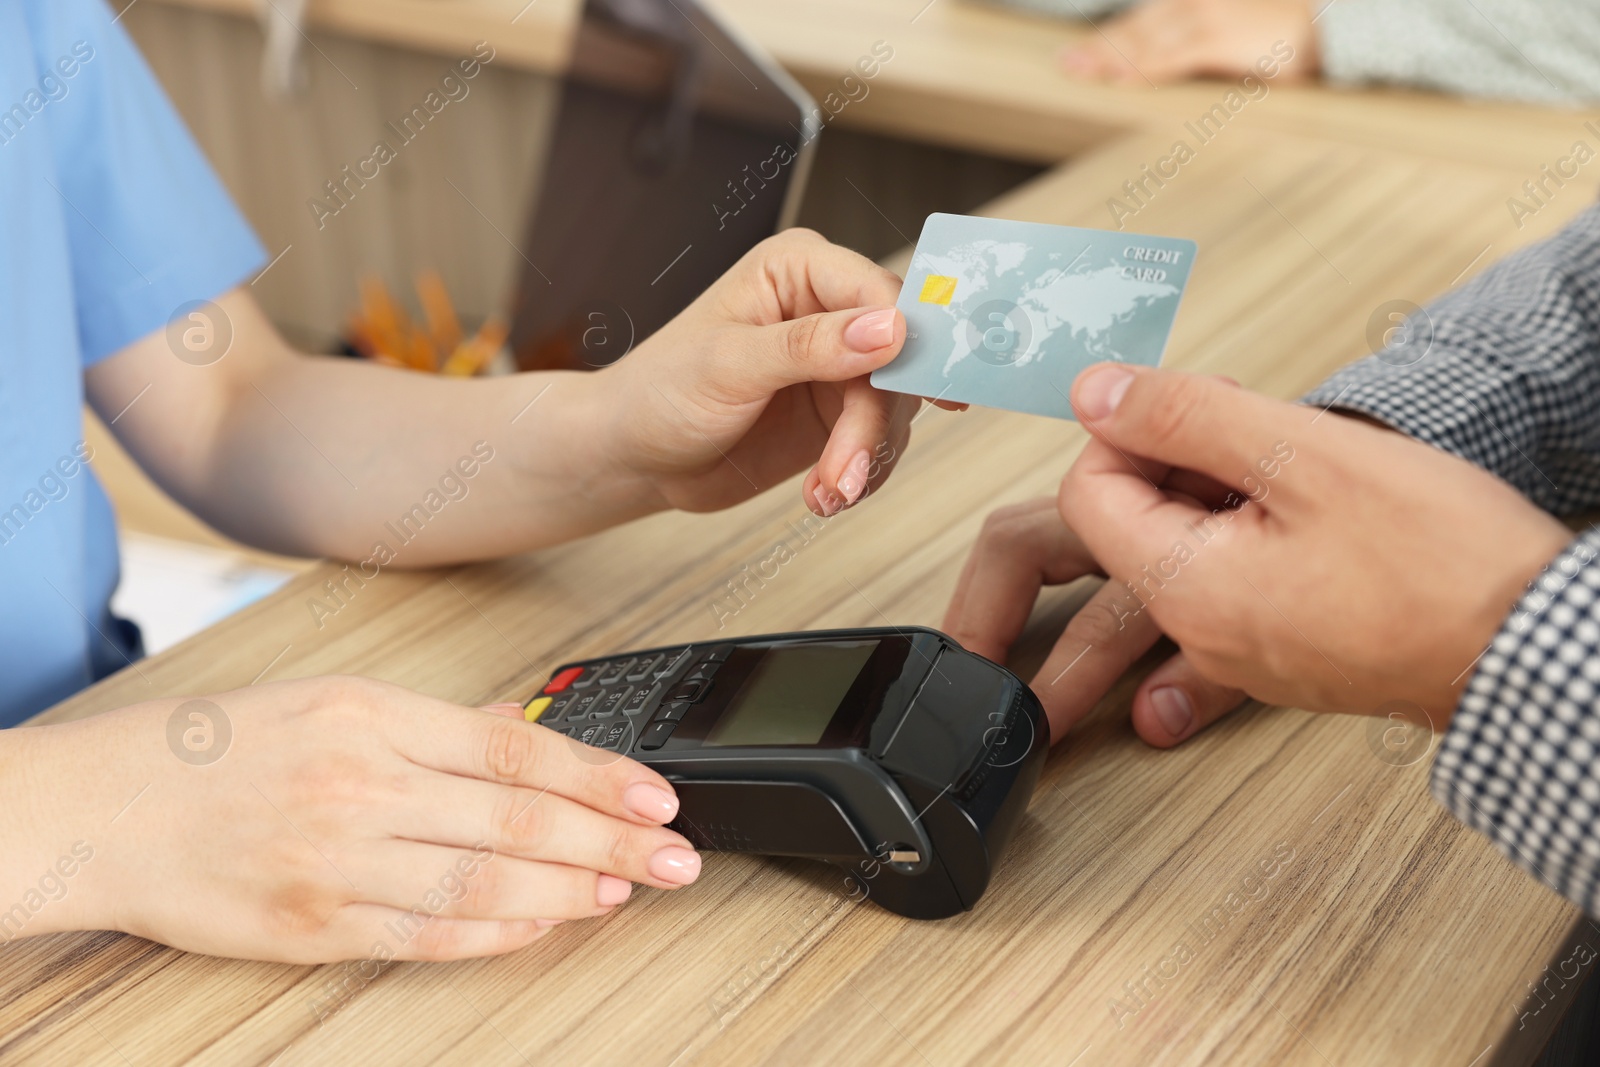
[524,696,553,723]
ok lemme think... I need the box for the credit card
[871,213,1196,421]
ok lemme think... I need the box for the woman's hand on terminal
[4,676,699,962]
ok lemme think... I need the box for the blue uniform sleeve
[33,0,266,365]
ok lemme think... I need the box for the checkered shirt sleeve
[1303,203,1600,514]
[1302,203,1600,913]
[1433,530,1600,911]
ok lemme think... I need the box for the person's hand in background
[1060,364,1573,723]
[0,677,699,962]
[1061,0,1317,86]
[599,228,921,519]
[943,497,1249,747]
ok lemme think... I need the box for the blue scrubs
[0,0,265,725]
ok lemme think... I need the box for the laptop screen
[508,0,818,371]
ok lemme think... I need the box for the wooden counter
[4,127,1593,1065]
[139,0,1600,171]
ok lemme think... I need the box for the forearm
[1434,527,1600,914]
[91,233,913,566]
[88,289,663,566]
[1303,204,1600,516]
[196,356,659,566]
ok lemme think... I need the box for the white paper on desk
[110,533,296,655]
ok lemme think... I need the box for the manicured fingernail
[844,308,897,352]
[648,846,702,886]
[1151,686,1194,738]
[596,875,632,906]
[835,450,872,504]
[1074,366,1135,422]
[816,486,843,516]
[624,782,679,823]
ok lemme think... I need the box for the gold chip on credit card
[918,274,957,305]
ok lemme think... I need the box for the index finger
[1030,578,1164,740]
[943,498,1101,664]
[1058,435,1213,585]
[720,228,905,324]
[1071,364,1307,497]
[391,695,681,827]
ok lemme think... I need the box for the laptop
[508,0,820,371]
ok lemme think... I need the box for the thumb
[1129,653,1250,748]
[713,306,904,400]
[1070,364,1304,492]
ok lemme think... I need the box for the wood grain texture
[710,0,1600,173]
[142,0,1600,172]
[4,129,1596,1065]
[122,2,564,350]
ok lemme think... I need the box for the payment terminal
[523,627,1048,919]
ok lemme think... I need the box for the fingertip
[802,468,827,516]
[842,306,903,357]
[1130,662,1250,749]
[623,781,680,824]
[834,449,872,506]
[1071,363,1137,424]
[1133,717,1185,749]
[634,763,680,802]
[595,742,679,801]
[813,382,901,511]
[1134,685,1196,748]
[596,875,633,907]
[647,845,702,887]
[815,483,843,516]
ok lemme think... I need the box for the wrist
[0,715,135,939]
[1328,409,1401,434]
[1447,522,1585,711]
[544,366,668,526]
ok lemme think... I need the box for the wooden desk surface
[143,0,1600,172]
[5,128,1595,1065]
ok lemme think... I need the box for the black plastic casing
[543,627,1048,920]
[853,629,1050,919]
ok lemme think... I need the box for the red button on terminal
[543,666,584,694]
